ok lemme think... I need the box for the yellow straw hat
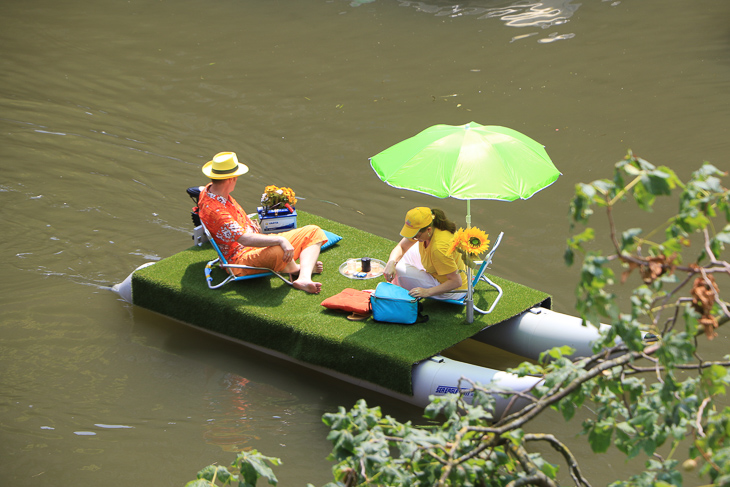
[202,152,249,179]
[400,207,434,238]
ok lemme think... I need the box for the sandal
[346,312,370,322]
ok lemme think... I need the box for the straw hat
[400,207,434,238]
[202,152,249,179]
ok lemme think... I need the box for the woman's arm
[383,238,416,282]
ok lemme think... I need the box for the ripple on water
[396,0,581,30]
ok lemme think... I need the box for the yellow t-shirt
[419,228,467,291]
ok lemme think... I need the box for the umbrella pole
[466,200,474,323]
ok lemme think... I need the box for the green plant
[185,450,281,487]
[186,152,730,486]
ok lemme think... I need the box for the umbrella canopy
[370,122,560,202]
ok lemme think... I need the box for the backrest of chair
[201,222,229,266]
[471,231,504,286]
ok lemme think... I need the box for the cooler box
[257,206,297,234]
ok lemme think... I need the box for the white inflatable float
[473,307,611,360]
[112,264,615,417]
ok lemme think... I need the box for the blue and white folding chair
[201,223,293,290]
[437,231,504,318]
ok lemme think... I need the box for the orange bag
[320,288,372,315]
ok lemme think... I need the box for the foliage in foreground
[186,153,730,486]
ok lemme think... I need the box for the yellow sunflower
[448,228,466,255]
[449,227,490,256]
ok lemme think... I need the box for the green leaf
[540,345,576,362]
[501,428,524,446]
[588,420,614,453]
[234,450,280,486]
[424,394,459,420]
[632,180,657,211]
[702,364,727,397]
[621,228,643,252]
[558,397,576,421]
[197,465,236,484]
[569,185,595,225]
[616,421,636,436]
[564,246,575,266]
[646,169,674,194]
[185,481,213,487]
[531,455,560,479]
[593,179,616,199]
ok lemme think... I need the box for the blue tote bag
[370,282,428,325]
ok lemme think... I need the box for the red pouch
[320,288,372,315]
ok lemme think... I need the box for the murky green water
[2,0,729,485]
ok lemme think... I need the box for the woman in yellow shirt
[383,207,467,300]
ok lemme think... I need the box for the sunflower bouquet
[448,227,491,269]
[261,185,297,213]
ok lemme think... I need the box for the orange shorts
[230,225,327,277]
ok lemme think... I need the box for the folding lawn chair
[201,222,293,290]
[436,231,504,315]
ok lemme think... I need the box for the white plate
[338,258,386,280]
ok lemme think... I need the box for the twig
[625,359,730,374]
[695,397,711,438]
[605,195,623,256]
[504,442,559,487]
[524,433,593,487]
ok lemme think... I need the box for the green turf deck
[131,212,551,395]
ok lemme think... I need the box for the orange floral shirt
[198,184,258,262]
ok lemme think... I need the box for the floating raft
[118,211,551,398]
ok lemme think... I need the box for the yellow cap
[400,207,433,238]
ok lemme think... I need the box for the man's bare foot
[293,280,322,294]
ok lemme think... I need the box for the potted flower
[261,185,297,213]
[257,185,298,233]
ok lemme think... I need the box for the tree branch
[524,433,593,487]
[488,343,659,435]
[624,359,730,374]
[504,442,559,487]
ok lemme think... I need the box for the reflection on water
[396,0,583,29]
[202,373,303,453]
[348,0,605,44]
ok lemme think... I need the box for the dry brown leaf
[691,275,720,340]
[633,254,678,284]
[621,261,640,284]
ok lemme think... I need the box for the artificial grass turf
[131,211,551,395]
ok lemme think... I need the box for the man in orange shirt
[198,152,326,294]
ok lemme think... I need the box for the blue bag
[370,282,428,325]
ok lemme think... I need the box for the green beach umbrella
[370,121,560,322]
[370,122,560,226]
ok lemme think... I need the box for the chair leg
[472,276,503,315]
[220,263,293,286]
[205,258,237,289]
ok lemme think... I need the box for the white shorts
[392,245,467,301]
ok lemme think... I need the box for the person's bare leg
[289,261,323,281]
[292,244,322,294]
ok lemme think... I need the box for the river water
[2,0,729,485]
